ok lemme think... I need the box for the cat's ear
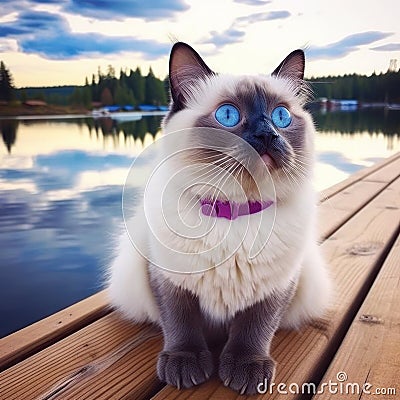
[272,50,305,80]
[169,42,214,107]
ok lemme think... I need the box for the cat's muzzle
[242,118,281,168]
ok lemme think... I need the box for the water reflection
[309,108,399,190]
[1,119,18,153]
[313,108,400,139]
[0,115,164,337]
[87,115,162,142]
[0,111,399,337]
[0,115,163,155]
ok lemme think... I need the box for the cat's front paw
[219,352,276,395]
[157,349,213,389]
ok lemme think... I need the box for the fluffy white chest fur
[148,172,313,317]
[108,172,329,327]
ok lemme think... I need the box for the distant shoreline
[1,102,399,119]
[0,104,89,117]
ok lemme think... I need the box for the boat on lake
[91,108,143,121]
[110,112,143,122]
[91,104,169,120]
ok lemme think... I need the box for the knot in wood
[346,242,381,256]
[359,314,382,324]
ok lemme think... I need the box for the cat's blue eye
[215,104,240,127]
[271,106,292,128]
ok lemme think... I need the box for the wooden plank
[151,176,400,400]
[313,233,400,400]
[0,313,163,400]
[0,156,398,399]
[318,153,400,240]
[363,155,400,184]
[0,290,110,372]
[318,180,386,239]
[319,152,400,202]
[319,153,400,239]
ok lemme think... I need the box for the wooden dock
[1,153,399,400]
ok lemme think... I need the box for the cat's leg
[150,273,213,389]
[219,284,294,395]
[280,242,332,329]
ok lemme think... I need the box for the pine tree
[156,78,167,105]
[128,67,145,104]
[91,74,99,102]
[114,81,136,105]
[145,67,160,104]
[106,65,116,79]
[145,68,167,105]
[0,61,14,102]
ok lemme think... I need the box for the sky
[0,0,399,88]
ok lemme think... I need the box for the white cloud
[308,31,393,60]
[371,43,400,51]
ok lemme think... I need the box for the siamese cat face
[163,42,316,202]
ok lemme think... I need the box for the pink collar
[200,199,273,220]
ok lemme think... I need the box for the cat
[107,42,331,395]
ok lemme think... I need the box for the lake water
[0,109,399,337]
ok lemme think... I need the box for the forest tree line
[69,65,168,107]
[1,62,169,107]
[1,60,400,106]
[309,67,400,103]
